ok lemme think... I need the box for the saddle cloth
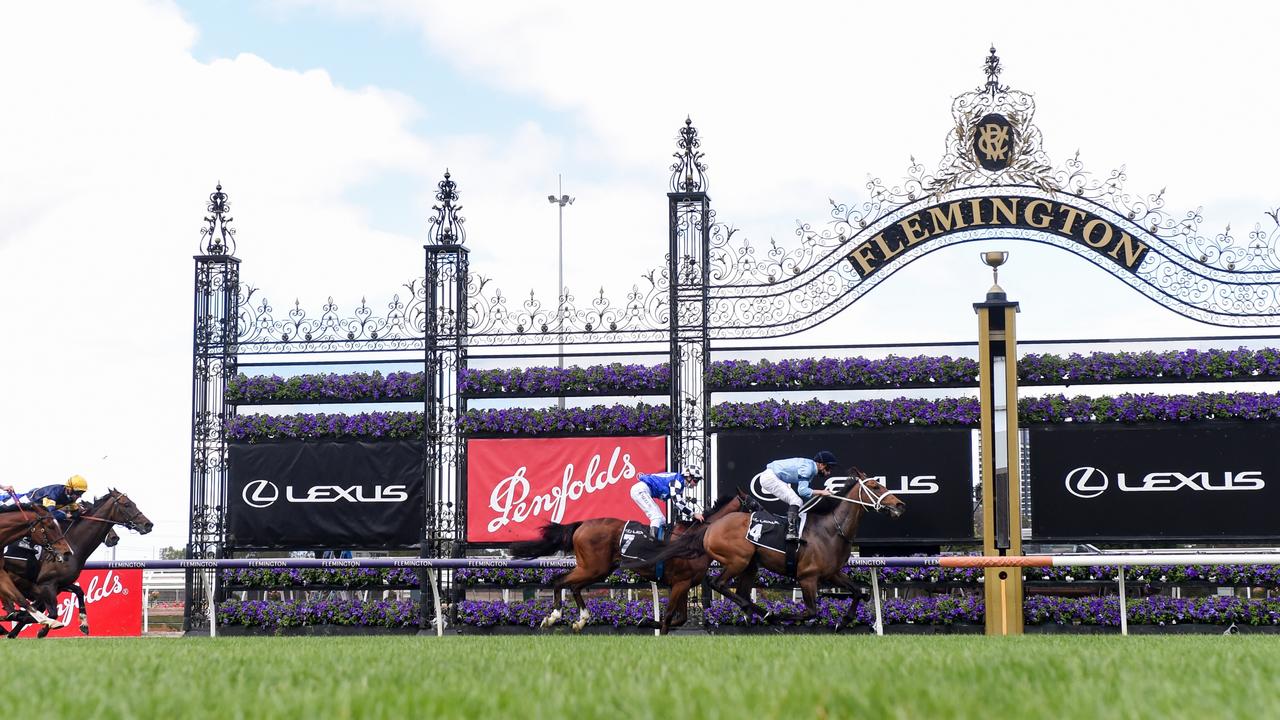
[619,521,664,561]
[745,510,807,553]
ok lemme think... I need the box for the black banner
[716,428,975,544]
[227,440,424,549]
[1029,423,1280,541]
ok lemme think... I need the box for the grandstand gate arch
[186,48,1280,630]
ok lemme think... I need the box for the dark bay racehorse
[0,505,73,631]
[4,490,153,638]
[654,469,905,629]
[510,491,758,634]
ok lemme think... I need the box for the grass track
[5,635,1280,719]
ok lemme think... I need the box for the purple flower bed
[1020,348,1280,385]
[226,392,1280,441]
[453,567,641,587]
[227,371,423,404]
[212,595,1280,628]
[709,355,979,390]
[1021,392,1280,423]
[461,363,671,397]
[709,397,982,429]
[220,568,420,588]
[455,597,666,628]
[225,348,1280,403]
[216,598,417,629]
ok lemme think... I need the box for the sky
[2,1,1279,559]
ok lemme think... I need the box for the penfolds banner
[9,569,142,638]
[467,436,668,543]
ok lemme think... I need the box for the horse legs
[0,576,61,634]
[69,584,88,635]
[795,574,820,624]
[708,559,770,620]
[569,581,594,633]
[732,560,770,625]
[659,579,692,634]
[827,572,870,632]
[541,567,586,628]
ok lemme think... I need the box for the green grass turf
[5,635,1280,719]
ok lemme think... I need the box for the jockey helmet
[65,474,89,493]
[813,451,838,466]
[683,469,702,486]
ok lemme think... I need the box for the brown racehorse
[653,469,905,629]
[0,505,73,631]
[4,490,153,638]
[510,491,758,634]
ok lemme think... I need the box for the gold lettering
[848,242,879,277]
[1082,219,1113,249]
[990,197,1020,225]
[969,198,985,225]
[874,232,908,262]
[1107,232,1150,268]
[927,203,968,233]
[899,215,930,246]
[1024,199,1053,229]
[1059,207,1086,235]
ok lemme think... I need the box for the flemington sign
[846,195,1150,279]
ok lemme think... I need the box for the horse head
[846,467,906,518]
[734,488,762,514]
[29,507,73,562]
[89,489,155,534]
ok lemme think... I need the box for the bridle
[74,493,147,533]
[823,473,889,512]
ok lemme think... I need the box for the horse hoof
[79,626,89,636]
[571,621,586,633]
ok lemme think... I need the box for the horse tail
[509,521,582,558]
[621,523,711,569]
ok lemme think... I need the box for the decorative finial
[984,46,1005,97]
[427,169,466,245]
[669,116,708,193]
[200,182,236,255]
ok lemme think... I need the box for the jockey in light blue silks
[629,471,704,542]
[753,452,838,541]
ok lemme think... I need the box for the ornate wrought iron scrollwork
[428,170,466,246]
[200,183,236,256]
[670,116,708,193]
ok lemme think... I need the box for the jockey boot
[785,506,801,542]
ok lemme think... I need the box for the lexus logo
[242,479,280,508]
[1064,467,1265,499]
[1065,467,1108,499]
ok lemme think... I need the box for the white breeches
[756,470,803,507]
[630,482,666,527]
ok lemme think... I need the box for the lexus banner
[1029,423,1280,541]
[717,428,975,544]
[228,441,424,548]
[467,436,667,543]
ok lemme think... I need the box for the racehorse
[652,469,905,629]
[4,490,153,638]
[0,527,117,637]
[0,504,74,631]
[509,491,759,634]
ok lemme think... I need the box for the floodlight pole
[548,176,574,410]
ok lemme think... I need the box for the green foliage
[1,636,1278,719]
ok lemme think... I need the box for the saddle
[619,521,664,562]
[745,510,806,576]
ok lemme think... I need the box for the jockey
[754,452,837,541]
[1,474,89,521]
[629,470,704,542]
[2,475,88,582]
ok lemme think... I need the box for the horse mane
[703,491,744,518]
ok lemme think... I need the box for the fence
[88,551,1280,638]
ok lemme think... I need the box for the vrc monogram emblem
[972,113,1014,172]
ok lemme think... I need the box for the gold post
[976,251,1023,636]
